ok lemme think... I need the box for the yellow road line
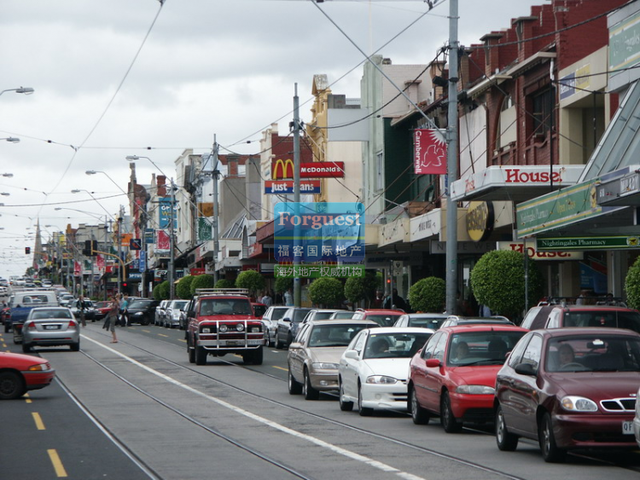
[47,449,68,477]
[178,339,186,343]
[141,329,151,333]
[157,334,168,338]
[32,412,45,430]
[273,366,287,372]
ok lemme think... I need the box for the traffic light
[25,247,31,254]
[82,240,92,256]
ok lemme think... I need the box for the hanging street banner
[414,128,447,175]
[158,196,176,229]
[271,159,345,179]
[198,217,212,241]
[156,230,170,251]
[265,180,321,195]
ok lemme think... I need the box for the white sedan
[338,327,434,416]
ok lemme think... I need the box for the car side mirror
[289,341,301,349]
[344,350,359,360]
[283,317,291,323]
[514,363,536,376]
[425,358,441,368]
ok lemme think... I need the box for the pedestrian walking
[78,294,87,327]
[119,293,130,326]
[103,295,119,343]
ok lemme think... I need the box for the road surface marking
[86,336,425,480]
[272,365,287,372]
[32,412,45,430]
[157,334,168,338]
[47,449,68,477]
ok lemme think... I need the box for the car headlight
[365,375,398,385]
[311,362,339,370]
[134,312,144,316]
[250,327,261,333]
[27,363,50,372]
[202,327,211,333]
[455,385,495,395]
[561,396,598,412]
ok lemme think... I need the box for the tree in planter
[344,271,379,309]
[274,277,292,295]
[176,275,194,300]
[153,280,170,301]
[215,278,234,289]
[408,277,446,313]
[470,250,543,321]
[308,277,344,308]
[235,270,265,299]
[625,256,640,309]
[190,274,214,296]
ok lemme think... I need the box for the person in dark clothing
[383,289,407,311]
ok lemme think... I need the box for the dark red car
[495,327,640,462]
[408,324,527,432]
[351,309,405,327]
[0,352,56,399]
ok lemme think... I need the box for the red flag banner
[414,129,447,175]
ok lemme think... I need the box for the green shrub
[153,280,170,301]
[176,275,195,300]
[625,256,640,309]
[215,278,234,289]
[344,271,379,307]
[235,270,265,297]
[274,277,293,294]
[408,277,446,313]
[308,277,344,308]
[470,250,543,320]
[190,274,214,296]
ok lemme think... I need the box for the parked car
[634,384,640,449]
[0,351,56,399]
[408,324,527,433]
[22,307,80,352]
[495,327,640,462]
[394,313,449,330]
[275,307,312,349]
[164,300,188,328]
[261,306,289,347]
[351,309,405,327]
[522,304,640,333]
[439,315,512,328]
[127,299,159,326]
[287,319,379,400]
[302,309,344,323]
[338,327,434,415]
[155,300,169,326]
[328,311,357,320]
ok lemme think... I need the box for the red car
[0,352,56,399]
[408,324,527,432]
[495,327,640,462]
[351,309,405,327]
[93,301,112,320]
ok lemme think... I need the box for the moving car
[495,327,640,462]
[394,313,449,330]
[93,301,112,320]
[338,327,434,415]
[287,319,379,400]
[408,324,527,433]
[22,307,80,352]
[69,298,97,322]
[351,309,405,327]
[127,299,159,326]
[275,307,312,349]
[0,351,56,399]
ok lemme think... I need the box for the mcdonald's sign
[271,159,345,180]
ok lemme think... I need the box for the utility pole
[445,0,460,314]
[292,83,301,308]
[117,214,123,296]
[211,137,220,284]
[169,180,176,300]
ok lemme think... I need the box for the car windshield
[269,308,288,320]
[129,300,153,309]
[563,311,640,333]
[253,304,267,317]
[545,335,640,372]
[31,309,73,320]
[308,324,371,347]
[312,311,336,320]
[408,317,447,329]
[199,299,252,315]
[292,309,312,323]
[447,331,526,366]
[364,332,433,359]
[172,301,188,310]
[331,311,356,319]
[366,314,401,327]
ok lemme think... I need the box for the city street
[2,323,639,480]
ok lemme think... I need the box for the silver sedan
[22,307,80,352]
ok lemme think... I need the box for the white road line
[83,336,426,480]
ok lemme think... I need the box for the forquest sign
[274,202,365,266]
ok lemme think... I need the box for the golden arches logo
[272,158,294,180]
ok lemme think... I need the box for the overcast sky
[0,0,547,278]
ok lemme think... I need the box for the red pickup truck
[185,289,265,365]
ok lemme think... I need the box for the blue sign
[145,228,154,244]
[139,250,146,272]
[274,202,365,264]
[158,197,176,229]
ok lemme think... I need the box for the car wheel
[303,368,319,400]
[195,345,208,365]
[440,391,462,433]
[288,369,302,395]
[338,379,353,411]
[539,413,566,463]
[70,342,80,352]
[4,323,10,333]
[286,332,293,348]
[0,371,26,400]
[275,331,282,349]
[22,343,32,353]
[495,404,518,451]
[188,345,195,364]
[357,383,373,416]
[409,386,430,425]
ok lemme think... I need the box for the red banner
[157,230,170,250]
[414,129,447,175]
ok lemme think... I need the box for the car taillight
[28,323,37,330]
[69,320,77,327]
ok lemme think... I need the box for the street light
[0,137,19,143]
[127,155,175,299]
[55,207,105,222]
[1,173,13,177]
[70,189,115,220]
[0,86,34,96]
[85,170,127,196]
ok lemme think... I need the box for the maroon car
[495,327,640,462]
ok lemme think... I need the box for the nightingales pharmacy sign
[274,202,365,265]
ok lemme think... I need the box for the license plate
[226,340,242,346]
[622,421,634,435]
[44,325,61,330]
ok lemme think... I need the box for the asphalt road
[1,322,640,480]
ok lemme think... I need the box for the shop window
[530,87,554,138]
